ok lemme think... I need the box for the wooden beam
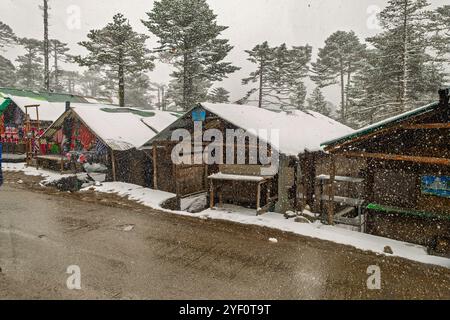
[327,157,336,225]
[324,125,401,153]
[342,151,450,166]
[256,182,262,213]
[152,144,158,189]
[110,149,117,181]
[400,123,450,130]
[209,180,214,209]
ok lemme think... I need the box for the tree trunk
[27,51,32,89]
[182,50,188,110]
[400,0,409,112]
[161,86,166,111]
[43,0,50,92]
[339,59,346,121]
[118,63,125,107]
[54,44,59,89]
[345,65,351,111]
[258,58,263,108]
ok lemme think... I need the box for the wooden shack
[0,87,113,161]
[140,103,353,213]
[321,88,450,254]
[40,104,178,186]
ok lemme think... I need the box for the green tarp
[367,203,450,221]
[0,98,11,115]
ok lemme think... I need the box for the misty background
[0,0,444,106]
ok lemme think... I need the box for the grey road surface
[0,183,449,299]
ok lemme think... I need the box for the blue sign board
[192,109,206,122]
[421,176,450,198]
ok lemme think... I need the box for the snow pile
[197,206,450,269]
[2,162,72,184]
[80,182,175,209]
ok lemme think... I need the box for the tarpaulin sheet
[0,98,11,115]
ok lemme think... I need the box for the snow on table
[208,172,266,182]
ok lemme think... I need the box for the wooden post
[110,149,117,181]
[175,164,181,209]
[152,143,158,189]
[364,158,375,203]
[219,185,223,208]
[209,180,214,208]
[327,156,336,225]
[256,181,262,213]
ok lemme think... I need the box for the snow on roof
[140,110,180,133]
[69,104,175,151]
[6,95,67,122]
[201,103,354,155]
[321,101,439,147]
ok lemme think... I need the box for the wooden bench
[36,154,67,173]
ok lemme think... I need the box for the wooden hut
[0,87,112,161]
[140,103,353,213]
[321,88,450,255]
[40,104,178,186]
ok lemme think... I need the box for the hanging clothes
[55,129,64,144]
[79,124,95,150]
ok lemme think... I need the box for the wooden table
[36,154,67,173]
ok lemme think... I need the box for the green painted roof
[0,87,89,103]
[321,101,440,147]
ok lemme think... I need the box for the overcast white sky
[0,0,446,104]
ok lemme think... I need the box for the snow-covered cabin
[321,88,450,255]
[0,87,113,157]
[40,104,179,186]
[140,102,353,213]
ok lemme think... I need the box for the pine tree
[428,5,450,82]
[126,72,153,109]
[0,56,16,87]
[207,87,230,103]
[76,13,155,107]
[307,87,331,116]
[50,39,71,92]
[242,42,311,110]
[311,31,366,122]
[80,67,106,97]
[285,45,312,110]
[367,0,432,114]
[241,41,274,108]
[143,0,239,110]
[0,21,16,49]
[60,70,81,93]
[150,82,168,110]
[166,76,211,108]
[16,38,44,90]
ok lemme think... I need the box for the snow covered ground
[2,162,75,185]
[3,163,450,269]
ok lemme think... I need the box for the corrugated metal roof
[321,101,440,148]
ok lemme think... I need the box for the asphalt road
[0,178,449,299]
